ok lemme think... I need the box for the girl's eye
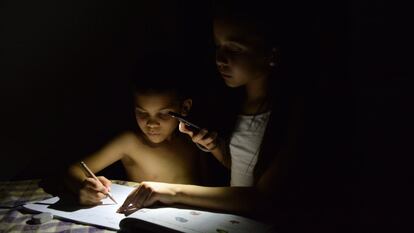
[228,46,243,53]
[221,45,244,55]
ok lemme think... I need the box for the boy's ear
[180,99,192,116]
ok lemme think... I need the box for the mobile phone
[168,111,201,132]
[168,111,211,152]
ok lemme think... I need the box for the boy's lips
[147,131,160,136]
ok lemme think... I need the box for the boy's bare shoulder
[115,131,144,148]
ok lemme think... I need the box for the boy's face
[214,18,273,88]
[134,92,190,144]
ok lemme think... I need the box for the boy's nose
[146,119,160,127]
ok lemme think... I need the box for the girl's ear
[268,47,280,67]
[180,99,192,116]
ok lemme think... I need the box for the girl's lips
[220,73,232,79]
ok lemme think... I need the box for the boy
[64,58,200,205]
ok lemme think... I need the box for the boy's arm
[64,132,137,195]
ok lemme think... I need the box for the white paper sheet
[125,207,274,233]
[24,184,274,232]
[24,184,134,230]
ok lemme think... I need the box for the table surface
[0,179,139,233]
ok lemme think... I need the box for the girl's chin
[224,79,242,88]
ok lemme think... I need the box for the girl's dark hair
[213,0,287,48]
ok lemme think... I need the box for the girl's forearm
[210,140,231,168]
[210,149,230,168]
[173,185,258,214]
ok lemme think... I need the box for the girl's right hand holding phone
[178,122,219,151]
[79,176,112,205]
[179,122,230,168]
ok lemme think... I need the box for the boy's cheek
[163,121,179,133]
[136,118,148,125]
[136,121,148,131]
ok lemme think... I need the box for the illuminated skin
[118,17,283,216]
[134,92,183,144]
[65,91,199,205]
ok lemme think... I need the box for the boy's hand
[79,176,112,205]
[179,122,218,151]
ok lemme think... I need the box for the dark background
[1,0,219,180]
[1,0,412,230]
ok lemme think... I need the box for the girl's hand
[178,122,219,151]
[79,176,112,205]
[117,182,177,215]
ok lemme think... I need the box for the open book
[24,184,274,233]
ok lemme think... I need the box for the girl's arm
[208,137,231,168]
[118,149,283,216]
[179,152,282,213]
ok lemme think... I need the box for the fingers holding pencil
[97,176,112,193]
[79,162,117,204]
[80,178,108,205]
[85,177,111,194]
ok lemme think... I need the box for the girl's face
[134,92,190,144]
[214,18,273,88]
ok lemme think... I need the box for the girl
[118,1,301,220]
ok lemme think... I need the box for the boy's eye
[136,111,149,118]
[158,112,171,120]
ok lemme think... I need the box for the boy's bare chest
[121,145,197,183]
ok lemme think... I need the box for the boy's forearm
[64,165,86,195]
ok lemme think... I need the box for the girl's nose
[215,49,228,68]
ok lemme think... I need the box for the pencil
[79,161,118,204]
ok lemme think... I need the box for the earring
[269,47,278,67]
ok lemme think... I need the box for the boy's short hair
[130,53,190,102]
